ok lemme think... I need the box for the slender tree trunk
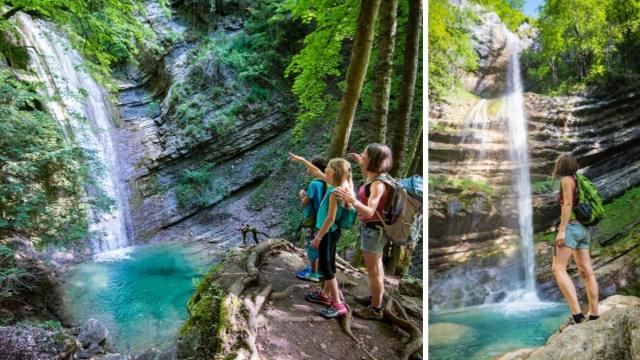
[405,124,423,177]
[351,246,364,267]
[371,0,398,144]
[390,0,422,176]
[329,0,382,158]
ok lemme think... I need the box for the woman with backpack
[334,143,393,320]
[552,153,600,324]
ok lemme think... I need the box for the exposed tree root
[270,283,309,300]
[383,298,423,360]
[243,284,273,360]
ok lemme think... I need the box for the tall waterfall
[14,13,132,253]
[503,30,536,294]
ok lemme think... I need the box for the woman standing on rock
[334,144,393,320]
[552,153,599,324]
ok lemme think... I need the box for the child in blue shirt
[295,156,328,282]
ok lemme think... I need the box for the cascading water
[461,99,491,147]
[502,29,537,301]
[14,13,132,254]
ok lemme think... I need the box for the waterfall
[461,99,490,145]
[14,13,132,254]
[503,30,536,294]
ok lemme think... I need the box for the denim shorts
[303,226,319,261]
[359,224,388,254]
[564,222,591,249]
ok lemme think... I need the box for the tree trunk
[405,124,423,177]
[351,246,364,267]
[371,0,398,144]
[390,0,422,176]
[328,0,382,158]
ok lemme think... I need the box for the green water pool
[429,302,568,360]
[62,241,214,353]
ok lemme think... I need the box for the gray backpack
[365,175,423,245]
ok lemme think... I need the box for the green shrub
[174,164,216,208]
[532,179,558,195]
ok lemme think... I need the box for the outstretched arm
[348,152,366,179]
[289,152,326,181]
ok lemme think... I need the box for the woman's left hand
[311,237,321,249]
[555,231,565,248]
[335,187,355,204]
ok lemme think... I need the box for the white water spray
[14,13,132,254]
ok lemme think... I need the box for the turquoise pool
[62,241,213,353]
[429,301,568,359]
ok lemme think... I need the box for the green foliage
[0,0,168,88]
[283,0,358,140]
[429,176,495,195]
[166,0,300,142]
[470,0,529,31]
[428,0,478,101]
[597,186,640,241]
[174,164,225,208]
[146,101,160,117]
[0,244,24,302]
[0,68,111,246]
[532,178,559,194]
[337,228,358,257]
[524,0,640,93]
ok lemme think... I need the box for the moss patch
[179,262,226,359]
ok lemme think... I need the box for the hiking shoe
[320,303,347,319]
[305,290,332,306]
[559,315,587,332]
[354,305,384,320]
[304,272,320,283]
[295,267,311,280]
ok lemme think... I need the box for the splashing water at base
[63,242,213,353]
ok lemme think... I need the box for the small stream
[62,242,214,353]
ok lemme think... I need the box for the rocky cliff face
[112,2,296,248]
[429,4,640,309]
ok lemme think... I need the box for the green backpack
[574,173,605,226]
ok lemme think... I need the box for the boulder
[78,319,110,354]
[0,323,80,360]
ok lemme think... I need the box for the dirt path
[248,243,423,359]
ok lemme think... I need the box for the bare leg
[573,249,599,316]
[325,278,342,304]
[363,251,385,308]
[552,246,581,314]
[311,259,319,273]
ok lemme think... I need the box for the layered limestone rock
[112,2,294,247]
